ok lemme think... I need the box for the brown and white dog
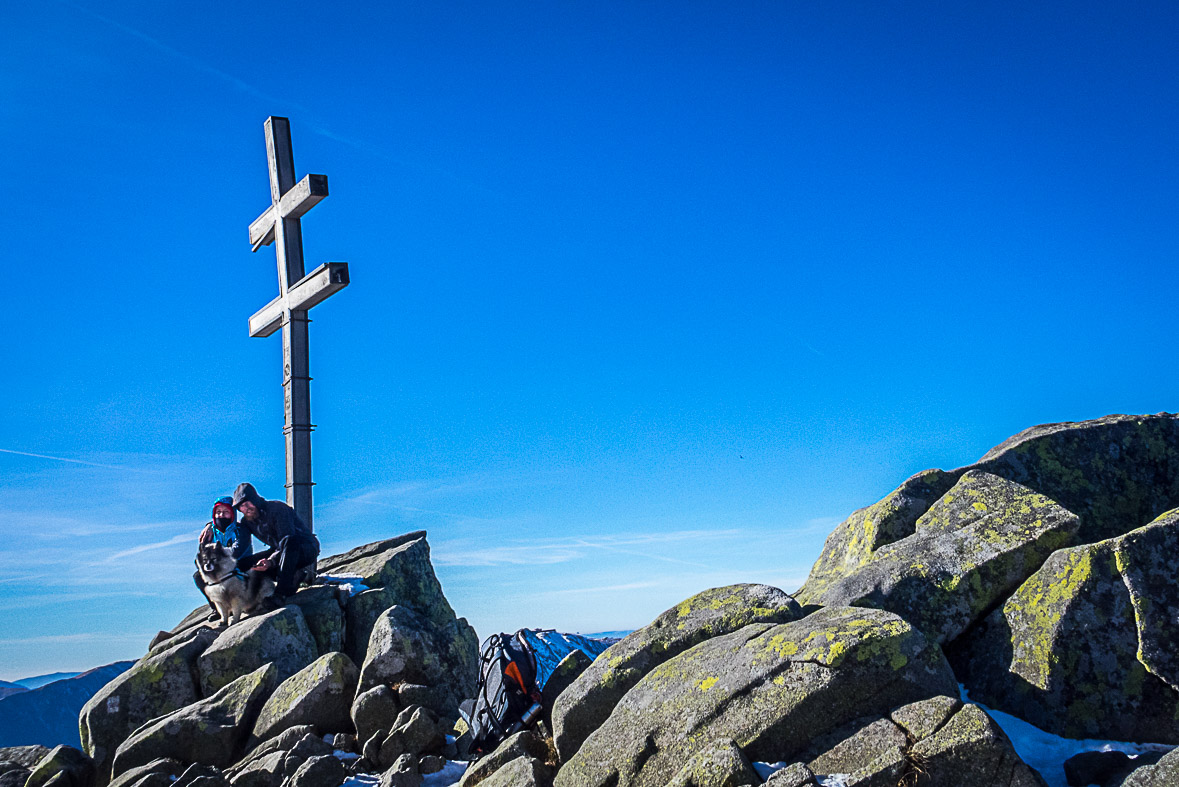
[195,543,275,626]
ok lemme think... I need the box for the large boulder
[551,583,803,761]
[357,605,478,716]
[798,414,1179,604]
[554,607,958,787]
[800,471,1081,644]
[317,534,462,663]
[952,509,1179,742]
[797,469,961,604]
[250,652,359,745]
[197,607,317,697]
[111,665,276,778]
[81,627,218,783]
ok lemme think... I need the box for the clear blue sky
[2,1,1177,680]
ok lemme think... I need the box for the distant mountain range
[0,663,133,748]
[13,672,83,690]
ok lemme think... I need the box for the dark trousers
[238,534,319,596]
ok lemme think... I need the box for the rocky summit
[4,413,1179,787]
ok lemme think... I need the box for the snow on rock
[960,685,1175,787]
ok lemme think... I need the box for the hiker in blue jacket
[193,496,254,617]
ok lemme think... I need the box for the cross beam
[247,116,349,530]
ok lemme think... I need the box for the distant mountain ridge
[0,682,27,701]
[13,671,81,690]
[0,662,133,748]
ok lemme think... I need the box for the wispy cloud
[434,529,741,567]
[102,533,197,563]
[0,631,153,646]
[0,448,126,469]
[544,580,662,597]
[58,0,300,111]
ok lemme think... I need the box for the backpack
[462,630,543,760]
[460,629,617,761]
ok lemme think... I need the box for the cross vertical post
[248,116,350,531]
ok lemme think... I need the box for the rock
[951,510,1179,742]
[107,760,184,787]
[1062,750,1142,787]
[798,414,1179,605]
[664,739,758,787]
[357,605,477,715]
[396,685,450,719]
[476,756,553,787]
[375,706,442,769]
[351,687,400,749]
[763,763,816,787]
[551,583,804,762]
[235,727,318,771]
[226,751,284,787]
[540,650,591,732]
[458,731,550,787]
[26,746,96,787]
[172,764,227,787]
[554,607,957,787]
[198,607,318,697]
[417,756,443,775]
[971,413,1179,543]
[1122,747,1179,786]
[0,747,52,769]
[111,665,277,778]
[325,535,462,662]
[907,704,1043,787]
[377,754,420,787]
[799,471,1081,644]
[888,695,961,742]
[287,587,346,657]
[0,769,30,787]
[330,734,357,754]
[797,716,908,785]
[250,652,359,745]
[81,628,218,783]
[285,756,345,787]
[797,469,961,605]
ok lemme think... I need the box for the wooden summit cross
[247,116,349,530]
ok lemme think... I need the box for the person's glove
[199,525,213,545]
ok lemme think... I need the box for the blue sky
[2,1,1177,680]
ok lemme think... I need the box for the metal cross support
[247,116,349,531]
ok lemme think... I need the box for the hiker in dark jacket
[231,482,320,599]
[194,496,254,618]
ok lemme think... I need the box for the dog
[195,543,276,627]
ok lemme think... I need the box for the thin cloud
[102,533,197,563]
[545,580,662,597]
[58,1,300,111]
[0,631,153,646]
[0,448,125,470]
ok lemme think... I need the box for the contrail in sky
[0,448,123,469]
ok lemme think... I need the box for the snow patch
[752,761,788,780]
[319,574,370,597]
[421,760,468,786]
[959,685,1175,787]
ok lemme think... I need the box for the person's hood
[232,483,265,510]
[211,495,236,523]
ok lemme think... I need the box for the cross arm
[249,262,350,337]
[248,174,330,252]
